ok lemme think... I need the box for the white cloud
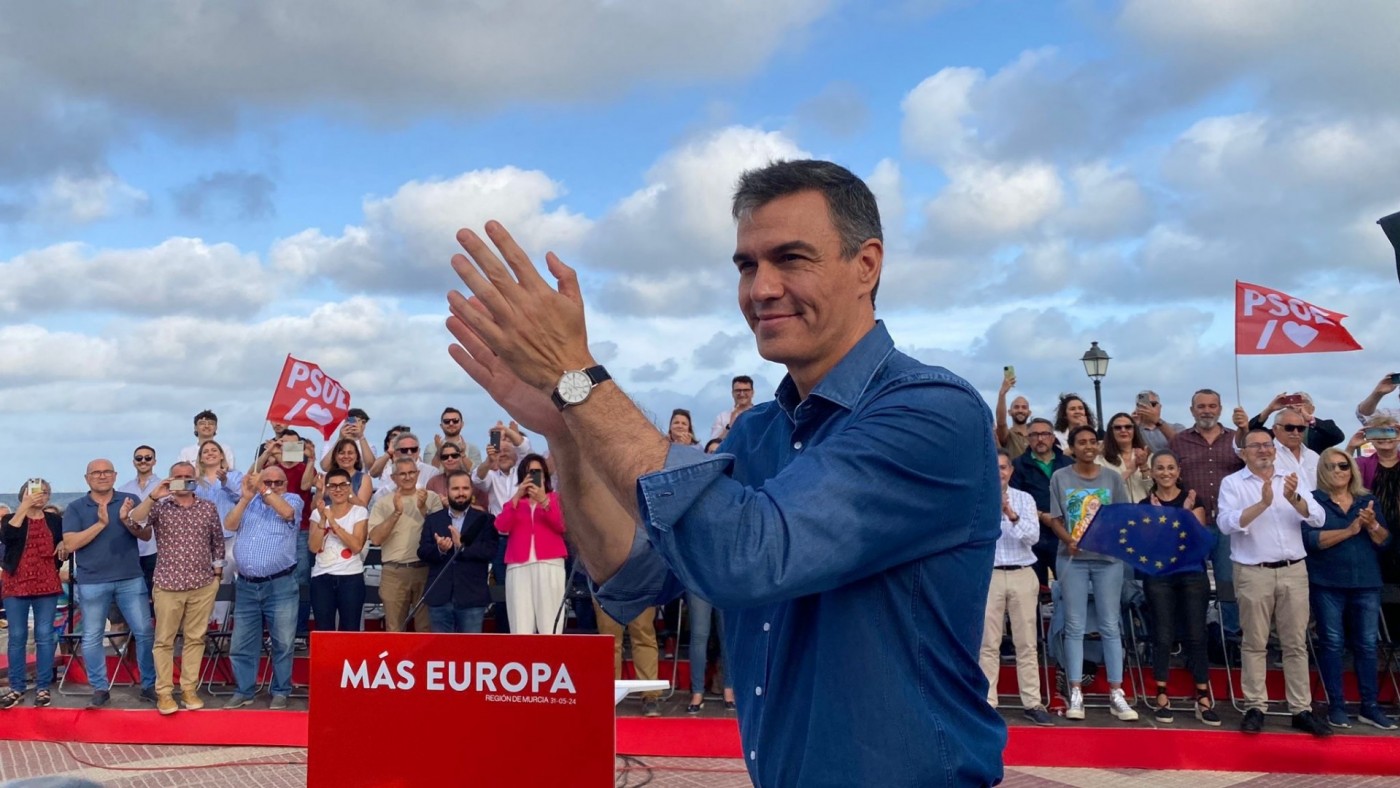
[33,172,148,223]
[921,160,1064,251]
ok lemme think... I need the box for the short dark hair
[325,468,351,485]
[732,159,883,305]
[194,410,218,425]
[515,452,553,492]
[384,425,411,451]
[996,448,1012,462]
[348,407,370,422]
[704,439,723,453]
[443,470,473,487]
[732,375,754,388]
[1067,425,1098,447]
[1028,417,1054,429]
[133,445,156,457]
[441,407,462,419]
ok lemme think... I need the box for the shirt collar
[774,320,892,417]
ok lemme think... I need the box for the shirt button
[755,686,763,696]
[762,622,771,632]
[793,441,802,450]
[749,751,757,761]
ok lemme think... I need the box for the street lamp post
[1081,341,1111,439]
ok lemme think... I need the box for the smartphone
[490,429,502,450]
[1278,394,1306,406]
[345,416,359,426]
[1137,392,1152,406]
[1365,427,1399,441]
[282,441,305,463]
[169,479,195,492]
[1003,365,1014,382]
[1389,373,1400,385]
[529,469,544,488]
[27,480,43,496]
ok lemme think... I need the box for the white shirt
[1217,466,1325,564]
[1233,438,1318,487]
[993,487,1039,567]
[178,443,236,470]
[310,505,369,576]
[473,466,520,516]
[118,474,162,557]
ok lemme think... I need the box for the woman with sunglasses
[1099,412,1152,504]
[309,469,369,632]
[1,479,65,709]
[426,445,472,504]
[1306,447,1396,730]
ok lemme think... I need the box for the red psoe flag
[1235,281,1362,355]
[265,355,352,440]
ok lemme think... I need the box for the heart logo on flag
[305,404,335,425]
[1281,321,1319,348]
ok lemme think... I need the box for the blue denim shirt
[596,322,1005,787]
[1304,490,1392,589]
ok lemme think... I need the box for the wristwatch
[551,365,611,410]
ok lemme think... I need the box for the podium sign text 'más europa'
[309,633,615,787]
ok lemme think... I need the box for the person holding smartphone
[1246,392,1344,455]
[1356,373,1400,427]
[494,453,566,634]
[319,408,374,474]
[1,479,65,709]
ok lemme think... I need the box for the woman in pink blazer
[495,453,567,634]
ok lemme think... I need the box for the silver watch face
[557,370,593,404]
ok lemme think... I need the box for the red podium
[308,632,615,787]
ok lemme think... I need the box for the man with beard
[425,407,483,469]
[417,471,498,633]
[1170,388,1245,635]
[995,372,1032,458]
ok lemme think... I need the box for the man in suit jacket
[417,470,498,633]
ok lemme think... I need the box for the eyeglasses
[733,388,753,395]
[264,480,288,487]
[326,482,352,490]
[1243,442,1274,451]
[1112,424,1135,431]
[397,447,420,454]
[1278,424,1307,433]
[195,419,216,426]
[441,418,461,425]
[439,453,461,460]
[133,455,154,462]
[395,471,419,478]
[1327,462,1352,471]
[87,470,117,477]
[1028,432,1054,439]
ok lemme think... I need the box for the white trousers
[505,560,566,635]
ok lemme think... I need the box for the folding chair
[1381,585,1400,709]
[201,584,239,695]
[1046,580,1141,712]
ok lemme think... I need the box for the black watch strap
[551,365,612,410]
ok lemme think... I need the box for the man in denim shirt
[444,160,1005,786]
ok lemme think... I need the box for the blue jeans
[310,573,365,632]
[231,573,298,697]
[77,577,155,691]
[1056,556,1125,685]
[429,604,487,633]
[686,592,733,695]
[4,594,59,693]
[296,530,312,636]
[1312,586,1381,707]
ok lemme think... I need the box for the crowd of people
[986,372,1400,734]
[0,385,759,717]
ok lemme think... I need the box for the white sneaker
[1066,687,1085,720]
[1109,688,1139,721]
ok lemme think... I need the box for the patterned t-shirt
[1048,465,1128,560]
[148,498,226,592]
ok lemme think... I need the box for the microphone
[405,510,489,627]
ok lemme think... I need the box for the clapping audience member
[369,424,411,479]
[1140,451,1218,726]
[1053,394,1095,449]
[1234,405,1319,483]
[1010,418,1071,585]
[495,454,567,634]
[1,480,65,709]
[326,438,374,507]
[373,433,440,498]
[128,462,224,715]
[979,450,1053,726]
[710,375,756,440]
[426,443,472,502]
[309,469,369,632]
[118,446,162,595]
[223,468,303,710]
[1305,448,1396,730]
[195,440,243,623]
[179,410,236,469]
[62,459,157,708]
[1218,429,1328,736]
[668,409,700,446]
[418,471,498,633]
[368,458,443,633]
[425,407,482,469]
[1048,427,1137,722]
[1100,413,1151,503]
[257,431,318,639]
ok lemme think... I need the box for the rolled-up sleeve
[1217,476,1247,535]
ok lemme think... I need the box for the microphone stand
[552,557,584,635]
[405,546,457,628]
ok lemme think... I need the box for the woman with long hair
[1053,394,1096,450]
[1099,413,1152,503]
[309,468,369,632]
[194,439,243,621]
[1139,450,1218,725]
[327,438,374,507]
[668,409,700,446]
[495,453,567,635]
[0,479,65,709]
[1306,447,1395,730]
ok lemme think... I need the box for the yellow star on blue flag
[1074,503,1216,576]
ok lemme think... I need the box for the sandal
[0,690,23,710]
[686,701,704,715]
[35,690,52,708]
[1153,690,1173,723]
[1195,691,1221,727]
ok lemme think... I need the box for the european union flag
[1075,504,1216,576]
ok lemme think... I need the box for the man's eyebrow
[733,240,821,264]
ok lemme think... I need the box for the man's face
[496,446,516,471]
[1140,393,1162,418]
[441,413,462,438]
[170,465,196,498]
[734,190,878,375]
[731,382,754,409]
[133,449,156,475]
[1274,410,1306,451]
[1009,397,1031,425]
[1071,431,1100,464]
[262,469,289,495]
[1027,424,1055,456]
[997,455,1013,488]
[1191,393,1222,430]
[394,463,419,491]
[1241,434,1276,473]
[447,476,473,511]
[395,438,421,463]
[195,418,217,439]
[85,460,117,494]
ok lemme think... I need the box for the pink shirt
[495,492,566,565]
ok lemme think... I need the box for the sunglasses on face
[441,418,461,425]
[1327,462,1352,471]
[439,453,461,460]
[1112,424,1135,431]
[397,447,420,454]
[265,479,288,486]
[1278,424,1307,433]
[134,455,154,462]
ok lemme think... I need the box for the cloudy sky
[3,0,1398,492]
